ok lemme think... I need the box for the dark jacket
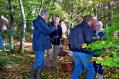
[69,22,94,53]
[32,16,56,51]
[48,22,62,45]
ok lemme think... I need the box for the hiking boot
[35,68,41,79]
[29,66,37,79]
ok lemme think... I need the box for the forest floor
[0,42,119,79]
[0,43,74,79]
[0,52,73,79]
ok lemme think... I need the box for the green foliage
[0,0,119,78]
[0,53,23,67]
[88,14,119,67]
[96,54,119,67]
[0,56,8,67]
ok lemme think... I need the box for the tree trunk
[52,0,56,6]
[18,0,26,53]
[93,4,97,17]
[108,2,113,22]
[39,0,44,12]
[8,0,14,49]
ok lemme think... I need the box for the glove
[98,32,105,38]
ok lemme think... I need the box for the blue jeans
[72,52,95,79]
[93,62,103,75]
[92,51,104,75]
[33,50,45,69]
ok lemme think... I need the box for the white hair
[40,9,48,16]
[97,21,103,30]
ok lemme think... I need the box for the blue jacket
[32,16,56,51]
[69,22,94,53]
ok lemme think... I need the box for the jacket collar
[50,22,61,27]
[38,15,46,22]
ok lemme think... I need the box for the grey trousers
[45,45,61,68]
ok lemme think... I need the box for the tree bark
[52,0,56,6]
[108,2,113,22]
[18,0,26,53]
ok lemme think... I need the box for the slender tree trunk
[39,0,44,13]
[108,2,113,22]
[8,0,14,49]
[18,0,26,53]
[93,3,97,17]
[52,0,56,6]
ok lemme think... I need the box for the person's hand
[91,57,97,61]
[58,50,68,57]
[68,51,73,57]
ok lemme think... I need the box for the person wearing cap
[69,15,95,79]
[30,9,56,79]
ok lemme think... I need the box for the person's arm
[33,19,56,34]
[59,26,62,38]
[84,26,94,44]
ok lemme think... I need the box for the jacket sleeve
[84,26,94,44]
[59,26,62,38]
[33,19,56,34]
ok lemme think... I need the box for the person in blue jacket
[29,9,56,79]
[69,15,95,79]
[93,21,105,79]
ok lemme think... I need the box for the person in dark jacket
[49,16,62,45]
[69,15,95,79]
[45,16,62,71]
[29,9,56,79]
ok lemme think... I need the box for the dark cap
[83,15,92,22]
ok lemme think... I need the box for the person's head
[91,16,98,24]
[92,16,97,21]
[96,21,103,31]
[40,9,49,20]
[91,16,98,30]
[59,19,64,24]
[52,16,60,25]
[83,15,92,25]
